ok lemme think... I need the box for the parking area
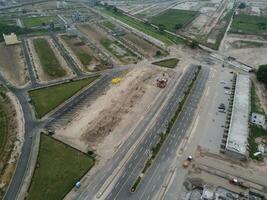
[199,67,235,153]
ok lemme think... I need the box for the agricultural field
[77,23,139,64]
[61,35,110,71]
[149,9,198,32]
[0,42,28,86]
[22,16,58,28]
[230,14,267,36]
[152,58,179,68]
[29,76,100,118]
[102,21,116,32]
[97,6,184,45]
[26,134,94,200]
[33,38,66,79]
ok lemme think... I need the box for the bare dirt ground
[27,36,73,83]
[0,42,29,87]
[220,35,267,68]
[0,92,24,197]
[54,66,174,164]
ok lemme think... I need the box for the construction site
[0,0,266,200]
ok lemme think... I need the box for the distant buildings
[88,0,98,7]
[3,33,20,45]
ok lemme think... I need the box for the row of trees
[0,23,31,42]
[256,65,267,87]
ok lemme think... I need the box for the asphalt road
[103,67,209,200]
[73,65,202,200]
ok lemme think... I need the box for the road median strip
[130,66,201,192]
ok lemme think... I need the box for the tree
[158,24,165,32]
[155,50,162,57]
[175,23,182,30]
[256,65,267,86]
[113,6,118,13]
[238,2,246,9]
[189,40,199,49]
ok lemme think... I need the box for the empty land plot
[26,134,94,200]
[33,38,66,79]
[152,58,179,68]
[22,16,58,28]
[230,14,267,36]
[78,24,138,64]
[29,76,100,118]
[150,9,198,32]
[121,33,167,58]
[98,7,183,45]
[61,35,110,72]
[0,42,28,86]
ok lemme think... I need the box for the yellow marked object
[111,77,123,84]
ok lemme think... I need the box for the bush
[256,65,267,87]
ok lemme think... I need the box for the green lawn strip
[33,38,66,78]
[23,16,58,28]
[152,58,179,68]
[230,14,267,36]
[0,110,8,157]
[251,82,265,114]
[98,7,184,45]
[149,9,197,32]
[131,66,201,192]
[102,21,116,31]
[78,52,93,65]
[249,82,266,161]
[248,125,266,161]
[26,134,94,200]
[29,76,100,118]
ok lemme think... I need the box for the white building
[251,113,266,128]
[225,74,250,160]
[3,33,20,45]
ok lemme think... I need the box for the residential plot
[22,16,58,28]
[150,9,198,32]
[26,134,94,200]
[61,35,111,72]
[120,33,167,58]
[28,36,73,82]
[230,14,267,36]
[77,23,139,64]
[0,42,29,86]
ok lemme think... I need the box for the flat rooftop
[226,74,250,157]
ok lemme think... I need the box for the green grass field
[26,134,94,200]
[0,110,8,157]
[23,16,58,28]
[150,9,197,32]
[98,7,184,45]
[33,38,66,78]
[29,76,100,118]
[230,14,267,35]
[152,58,179,68]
